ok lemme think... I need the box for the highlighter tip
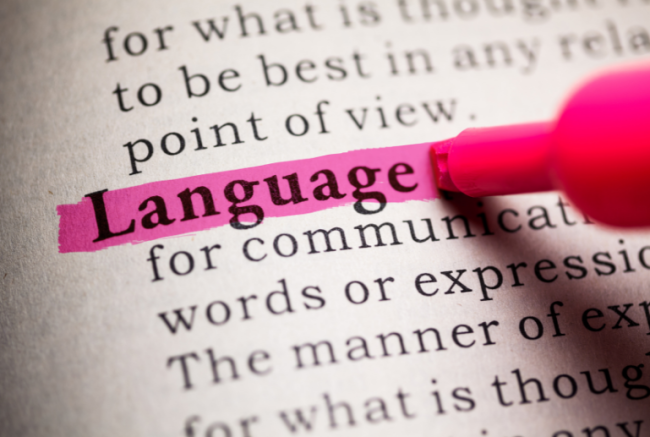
[430,139,460,192]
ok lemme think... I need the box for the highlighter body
[432,63,650,228]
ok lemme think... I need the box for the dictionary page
[1,0,650,436]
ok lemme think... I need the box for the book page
[1,0,650,436]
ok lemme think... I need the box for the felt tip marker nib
[429,61,650,228]
[430,140,459,192]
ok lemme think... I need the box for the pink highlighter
[431,62,650,228]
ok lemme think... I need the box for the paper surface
[1,1,650,435]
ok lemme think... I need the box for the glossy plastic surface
[439,122,554,197]
[552,63,650,227]
[432,62,650,227]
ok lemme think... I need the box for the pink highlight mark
[57,143,438,253]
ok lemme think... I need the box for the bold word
[57,143,434,253]
[90,162,412,238]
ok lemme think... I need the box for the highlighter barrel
[431,62,650,228]
[431,122,555,197]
